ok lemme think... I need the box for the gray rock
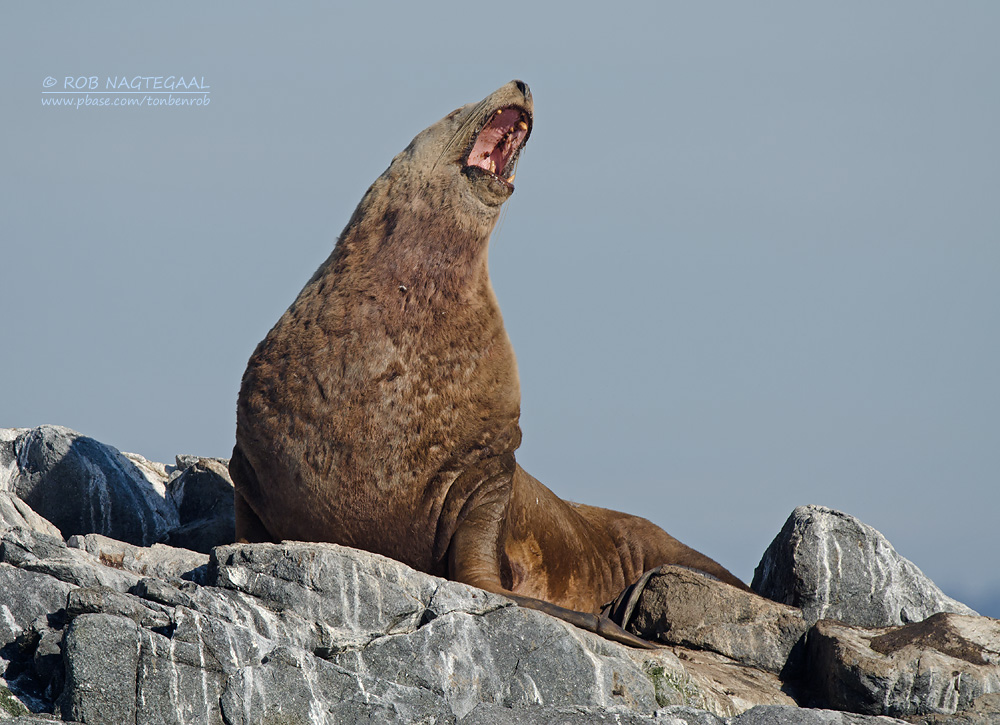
[2,426,178,546]
[66,533,208,583]
[332,603,660,718]
[461,702,673,723]
[133,616,232,725]
[0,565,72,713]
[1,528,140,591]
[729,704,909,723]
[24,535,725,723]
[164,458,235,554]
[66,586,171,629]
[174,454,229,472]
[0,493,61,539]
[752,505,976,627]
[626,566,809,675]
[59,614,141,724]
[0,429,26,490]
[219,644,454,724]
[0,565,72,652]
[807,614,1000,718]
[210,542,685,717]
[209,541,512,647]
[907,693,1000,724]
[655,706,727,724]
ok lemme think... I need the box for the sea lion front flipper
[229,445,277,544]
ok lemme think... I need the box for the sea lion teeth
[507,174,515,183]
[518,121,528,131]
[489,159,496,173]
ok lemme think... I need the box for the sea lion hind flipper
[602,565,663,632]
[507,593,659,650]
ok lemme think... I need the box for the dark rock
[165,458,235,553]
[0,565,71,653]
[626,566,809,675]
[807,614,1000,718]
[28,615,65,704]
[2,426,177,546]
[59,614,141,724]
[752,505,976,627]
[0,567,72,715]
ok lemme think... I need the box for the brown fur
[232,81,747,642]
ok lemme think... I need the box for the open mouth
[465,106,531,186]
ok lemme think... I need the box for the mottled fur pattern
[232,81,746,643]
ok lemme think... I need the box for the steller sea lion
[231,80,748,647]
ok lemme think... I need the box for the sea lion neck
[321,80,533,303]
[340,198,495,311]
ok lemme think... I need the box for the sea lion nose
[513,80,531,103]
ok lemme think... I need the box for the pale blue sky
[2,3,998,616]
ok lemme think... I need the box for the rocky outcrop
[0,426,178,546]
[0,425,996,724]
[164,458,236,554]
[0,522,796,722]
[627,566,810,675]
[0,425,234,554]
[807,614,1000,719]
[752,505,977,627]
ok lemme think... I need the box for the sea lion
[231,80,747,647]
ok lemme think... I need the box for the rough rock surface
[627,566,810,675]
[752,505,977,628]
[730,706,908,724]
[0,426,997,724]
[164,457,235,553]
[0,526,790,723]
[807,614,1000,719]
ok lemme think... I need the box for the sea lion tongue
[466,107,531,184]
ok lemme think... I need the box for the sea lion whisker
[434,98,491,170]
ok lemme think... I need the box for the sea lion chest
[236,257,521,572]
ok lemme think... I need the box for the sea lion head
[380,80,533,229]
[331,80,533,284]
